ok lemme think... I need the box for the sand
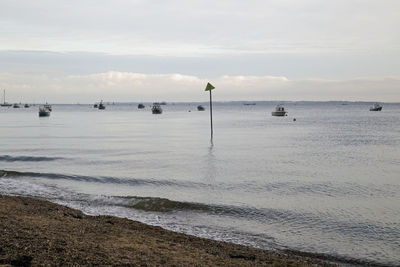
[0,194,336,266]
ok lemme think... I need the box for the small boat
[1,89,12,107]
[197,105,205,111]
[93,103,98,108]
[271,105,287,116]
[13,103,20,108]
[138,103,145,109]
[243,103,256,106]
[152,104,163,114]
[24,104,30,108]
[98,101,105,110]
[369,103,382,111]
[38,106,51,117]
[44,103,52,111]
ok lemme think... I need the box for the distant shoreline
[3,101,398,105]
[0,194,336,266]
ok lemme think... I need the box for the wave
[0,169,191,188]
[118,196,211,212]
[1,183,394,267]
[2,169,398,241]
[1,169,399,199]
[0,155,62,162]
[92,195,400,241]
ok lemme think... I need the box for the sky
[0,0,399,103]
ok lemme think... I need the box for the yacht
[271,105,288,116]
[13,103,20,108]
[369,103,382,111]
[1,89,12,107]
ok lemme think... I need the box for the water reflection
[204,140,217,185]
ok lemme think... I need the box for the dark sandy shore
[0,194,336,266]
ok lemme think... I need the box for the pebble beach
[0,194,336,266]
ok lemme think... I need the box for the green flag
[205,82,215,91]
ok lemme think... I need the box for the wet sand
[0,194,336,266]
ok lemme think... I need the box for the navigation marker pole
[205,82,215,140]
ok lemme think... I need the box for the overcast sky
[0,0,399,103]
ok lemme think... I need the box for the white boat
[38,106,51,117]
[1,89,12,107]
[369,103,382,111]
[271,105,287,116]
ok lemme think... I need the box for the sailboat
[1,89,12,107]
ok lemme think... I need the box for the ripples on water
[1,102,400,266]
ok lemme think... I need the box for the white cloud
[1,71,398,103]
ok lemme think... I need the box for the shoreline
[0,194,338,266]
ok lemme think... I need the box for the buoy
[293,118,296,121]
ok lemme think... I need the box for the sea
[1,101,399,266]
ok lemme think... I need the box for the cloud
[0,71,398,103]
[1,0,399,55]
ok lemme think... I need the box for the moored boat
[369,103,382,111]
[197,105,205,111]
[13,103,20,108]
[98,100,105,110]
[138,103,145,109]
[152,103,162,114]
[1,89,12,107]
[24,103,30,108]
[271,105,287,116]
[38,106,51,117]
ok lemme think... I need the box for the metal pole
[209,90,213,139]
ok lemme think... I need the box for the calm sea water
[1,102,399,266]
